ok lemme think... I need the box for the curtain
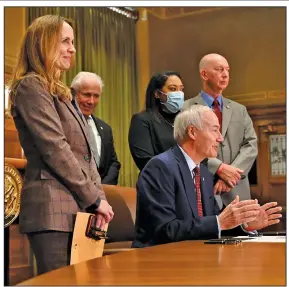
[28,7,139,187]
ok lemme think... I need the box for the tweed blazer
[183,94,258,205]
[11,75,106,233]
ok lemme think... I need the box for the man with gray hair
[132,105,281,248]
[71,72,121,185]
[183,53,258,209]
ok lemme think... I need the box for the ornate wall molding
[147,7,228,20]
[228,90,285,107]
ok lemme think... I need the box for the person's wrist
[95,197,101,209]
[217,215,224,231]
[217,163,224,176]
[242,223,255,232]
[85,197,101,213]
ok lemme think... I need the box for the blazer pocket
[40,169,55,180]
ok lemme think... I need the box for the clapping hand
[245,202,282,231]
[218,195,260,230]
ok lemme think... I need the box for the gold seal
[5,163,22,227]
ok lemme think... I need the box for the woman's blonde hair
[9,15,74,104]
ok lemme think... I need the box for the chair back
[102,184,136,243]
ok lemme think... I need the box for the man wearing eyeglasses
[71,72,121,185]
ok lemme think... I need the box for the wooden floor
[19,240,286,286]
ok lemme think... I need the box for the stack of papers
[234,235,286,243]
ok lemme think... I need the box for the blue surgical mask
[160,91,184,113]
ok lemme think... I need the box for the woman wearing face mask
[8,15,113,275]
[129,71,184,171]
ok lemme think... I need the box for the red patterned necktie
[193,167,203,217]
[212,99,222,132]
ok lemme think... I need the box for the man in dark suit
[132,105,281,248]
[71,72,121,185]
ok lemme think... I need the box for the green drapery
[28,7,139,187]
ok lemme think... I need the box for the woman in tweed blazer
[9,15,114,275]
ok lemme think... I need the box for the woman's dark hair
[145,71,182,113]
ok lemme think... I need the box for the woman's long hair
[9,15,74,104]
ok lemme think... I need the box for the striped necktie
[193,166,203,217]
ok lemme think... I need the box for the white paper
[234,235,286,243]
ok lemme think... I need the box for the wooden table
[19,241,285,285]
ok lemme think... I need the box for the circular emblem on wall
[4,162,22,228]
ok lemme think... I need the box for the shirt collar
[178,145,198,173]
[201,90,223,108]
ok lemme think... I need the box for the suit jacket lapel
[62,99,90,144]
[172,146,199,218]
[193,93,207,106]
[199,164,213,215]
[92,115,105,166]
[222,97,232,137]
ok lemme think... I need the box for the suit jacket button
[84,154,90,161]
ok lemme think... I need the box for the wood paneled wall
[148,7,285,97]
[147,7,286,230]
[5,7,26,74]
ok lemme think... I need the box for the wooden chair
[102,184,136,255]
[70,184,136,262]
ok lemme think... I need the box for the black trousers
[27,231,73,275]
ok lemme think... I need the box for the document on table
[234,236,286,243]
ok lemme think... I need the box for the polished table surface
[19,241,285,285]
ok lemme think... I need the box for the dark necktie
[212,99,222,133]
[193,166,203,217]
[87,117,100,167]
